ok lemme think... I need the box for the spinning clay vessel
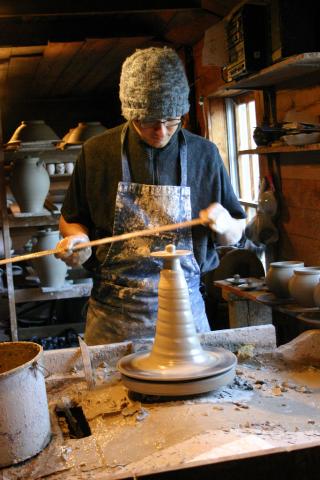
[118,244,236,396]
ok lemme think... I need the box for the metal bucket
[0,341,51,467]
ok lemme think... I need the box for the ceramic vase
[288,267,320,307]
[10,156,50,213]
[32,229,67,288]
[65,122,107,144]
[265,261,304,298]
[8,120,60,144]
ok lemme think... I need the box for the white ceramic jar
[55,162,65,175]
[65,162,74,175]
[265,261,304,298]
[288,267,320,307]
[46,163,55,175]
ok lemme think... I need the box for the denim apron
[85,123,210,345]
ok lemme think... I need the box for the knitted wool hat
[119,47,190,120]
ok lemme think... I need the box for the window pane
[236,99,259,203]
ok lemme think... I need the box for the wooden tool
[78,336,95,390]
[0,217,209,266]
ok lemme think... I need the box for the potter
[56,47,246,345]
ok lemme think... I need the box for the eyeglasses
[138,118,181,129]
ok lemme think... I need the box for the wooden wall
[192,39,320,266]
[275,86,320,265]
[192,40,229,173]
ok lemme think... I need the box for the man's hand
[199,202,245,245]
[55,234,92,267]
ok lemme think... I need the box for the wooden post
[0,105,18,340]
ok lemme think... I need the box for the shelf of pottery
[0,120,107,341]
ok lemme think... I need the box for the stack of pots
[266,261,320,307]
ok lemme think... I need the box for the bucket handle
[30,361,50,378]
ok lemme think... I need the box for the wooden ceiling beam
[0,1,203,18]
[0,13,172,47]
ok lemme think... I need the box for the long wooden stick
[0,217,209,266]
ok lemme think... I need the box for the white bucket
[0,341,51,467]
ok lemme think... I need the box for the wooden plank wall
[192,39,229,172]
[275,87,320,264]
[192,36,320,266]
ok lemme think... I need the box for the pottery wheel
[118,244,237,396]
[118,347,237,396]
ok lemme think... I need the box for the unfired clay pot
[10,156,50,213]
[64,122,107,144]
[32,229,68,288]
[265,260,304,298]
[8,120,60,144]
[288,267,320,307]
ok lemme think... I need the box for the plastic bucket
[0,341,51,467]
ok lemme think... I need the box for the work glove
[55,234,92,267]
[199,202,244,245]
[200,203,233,234]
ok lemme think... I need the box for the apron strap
[120,123,132,183]
[179,129,188,187]
[121,123,188,187]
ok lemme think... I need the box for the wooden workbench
[1,325,320,480]
[214,279,320,345]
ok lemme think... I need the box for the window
[226,94,260,222]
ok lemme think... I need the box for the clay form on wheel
[118,244,237,396]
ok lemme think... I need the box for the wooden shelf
[14,283,92,303]
[4,145,80,165]
[49,174,72,179]
[17,322,85,340]
[239,143,320,155]
[8,214,59,228]
[214,53,320,97]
